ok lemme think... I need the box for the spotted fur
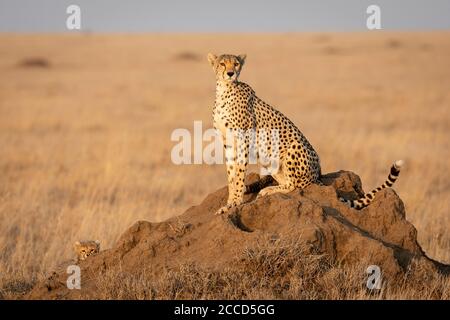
[207,53,403,215]
[73,240,100,262]
[339,160,404,209]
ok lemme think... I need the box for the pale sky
[0,0,449,32]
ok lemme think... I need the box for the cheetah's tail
[339,160,404,210]
[245,175,275,194]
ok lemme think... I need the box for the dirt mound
[27,171,449,299]
[17,57,51,69]
[172,51,201,62]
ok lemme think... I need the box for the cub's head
[207,53,246,83]
[73,240,100,261]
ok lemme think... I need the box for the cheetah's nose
[227,71,235,77]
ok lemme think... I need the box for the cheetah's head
[207,53,246,83]
[74,240,100,261]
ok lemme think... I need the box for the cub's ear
[95,240,100,249]
[238,54,247,65]
[207,53,217,66]
[73,241,81,249]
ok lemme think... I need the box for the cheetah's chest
[213,104,229,136]
[213,89,253,135]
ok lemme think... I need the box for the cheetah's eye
[81,250,86,253]
[220,62,226,67]
[90,249,95,253]
[234,62,240,67]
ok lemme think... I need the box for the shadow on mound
[27,171,449,299]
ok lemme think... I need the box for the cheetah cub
[73,240,100,262]
[207,53,403,215]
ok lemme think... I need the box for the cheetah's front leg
[215,135,249,215]
[214,161,247,215]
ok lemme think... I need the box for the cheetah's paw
[214,202,239,215]
[256,187,274,199]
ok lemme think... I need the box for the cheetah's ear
[207,53,217,67]
[95,240,100,249]
[238,54,247,65]
[73,241,81,250]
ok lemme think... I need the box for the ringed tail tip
[394,160,404,169]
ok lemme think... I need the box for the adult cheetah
[208,53,403,215]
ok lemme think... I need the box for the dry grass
[91,237,450,300]
[0,33,449,299]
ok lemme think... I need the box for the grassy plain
[0,32,448,298]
